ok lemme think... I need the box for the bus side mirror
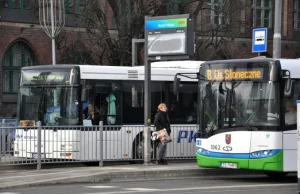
[81,88,90,102]
[173,76,181,96]
[284,79,294,98]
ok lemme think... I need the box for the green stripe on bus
[196,150,283,172]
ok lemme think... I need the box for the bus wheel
[132,134,156,161]
[264,171,288,178]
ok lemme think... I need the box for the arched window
[2,41,36,94]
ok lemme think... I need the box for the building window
[206,0,228,26]
[2,41,36,94]
[252,0,272,28]
[66,0,88,13]
[8,0,31,10]
[294,0,300,30]
[8,0,22,9]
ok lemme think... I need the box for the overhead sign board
[145,14,194,57]
[252,28,267,53]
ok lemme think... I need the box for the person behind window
[285,99,297,125]
[154,103,171,165]
[187,101,197,123]
[106,93,116,125]
[83,103,100,125]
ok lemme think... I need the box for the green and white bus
[176,58,299,177]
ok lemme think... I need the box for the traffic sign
[252,28,267,53]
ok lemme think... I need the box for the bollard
[143,126,151,165]
[37,121,42,170]
[297,100,300,193]
[99,121,103,167]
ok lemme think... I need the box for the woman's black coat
[153,111,171,135]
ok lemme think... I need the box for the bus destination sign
[206,68,264,81]
[21,70,74,85]
[30,74,66,83]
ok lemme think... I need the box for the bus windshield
[199,81,280,136]
[18,86,80,126]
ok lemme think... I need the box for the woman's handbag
[151,128,172,144]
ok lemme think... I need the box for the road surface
[0,173,297,194]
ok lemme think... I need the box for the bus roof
[278,59,300,78]
[201,57,277,65]
[150,60,204,69]
[21,60,205,82]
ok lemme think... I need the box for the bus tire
[132,133,157,162]
[264,171,288,178]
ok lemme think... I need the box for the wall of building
[0,23,53,116]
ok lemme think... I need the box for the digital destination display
[145,18,187,30]
[206,68,264,81]
[145,17,188,56]
[21,69,76,85]
[31,74,66,82]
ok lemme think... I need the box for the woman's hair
[157,103,167,111]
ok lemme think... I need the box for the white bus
[179,58,299,177]
[13,61,202,161]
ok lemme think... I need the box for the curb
[0,168,264,190]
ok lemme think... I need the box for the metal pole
[99,121,103,167]
[0,119,6,161]
[50,0,56,65]
[273,0,282,59]
[144,29,152,165]
[132,39,145,66]
[37,121,42,170]
[297,100,300,193]
[52,38,56,65]
[132,39,136,66]
[39,0,64,65]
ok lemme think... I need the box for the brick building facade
[0,0,300,116]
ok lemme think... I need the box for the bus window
[165,83,197,124]
[284,79,299,129]
[151,82,163,122]
[18,87,42,124]
[122,82,144,124]
[89,82,121,126]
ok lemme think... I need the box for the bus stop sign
[252,28,267,53]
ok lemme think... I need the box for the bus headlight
[250,150,280,158]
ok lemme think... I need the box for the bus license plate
[220,162,237,169]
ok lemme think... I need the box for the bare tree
[78,0,207,65]
[192,0,251,60]
[56,31,95,64]
[77,0,163,65]
[49,0,252,65]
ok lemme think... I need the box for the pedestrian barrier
[0,118,17,158]
[0,120,196,169]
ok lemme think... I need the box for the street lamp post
[273,0,282,59]
[39,0,65,65]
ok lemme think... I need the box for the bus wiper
[205,105,226,136]
[230,106,252,131]
[204,112,216,132]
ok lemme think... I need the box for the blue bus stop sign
[252,28,267,53]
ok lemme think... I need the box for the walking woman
[154,103,171,165]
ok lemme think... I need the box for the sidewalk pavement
[0,161,263,190]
